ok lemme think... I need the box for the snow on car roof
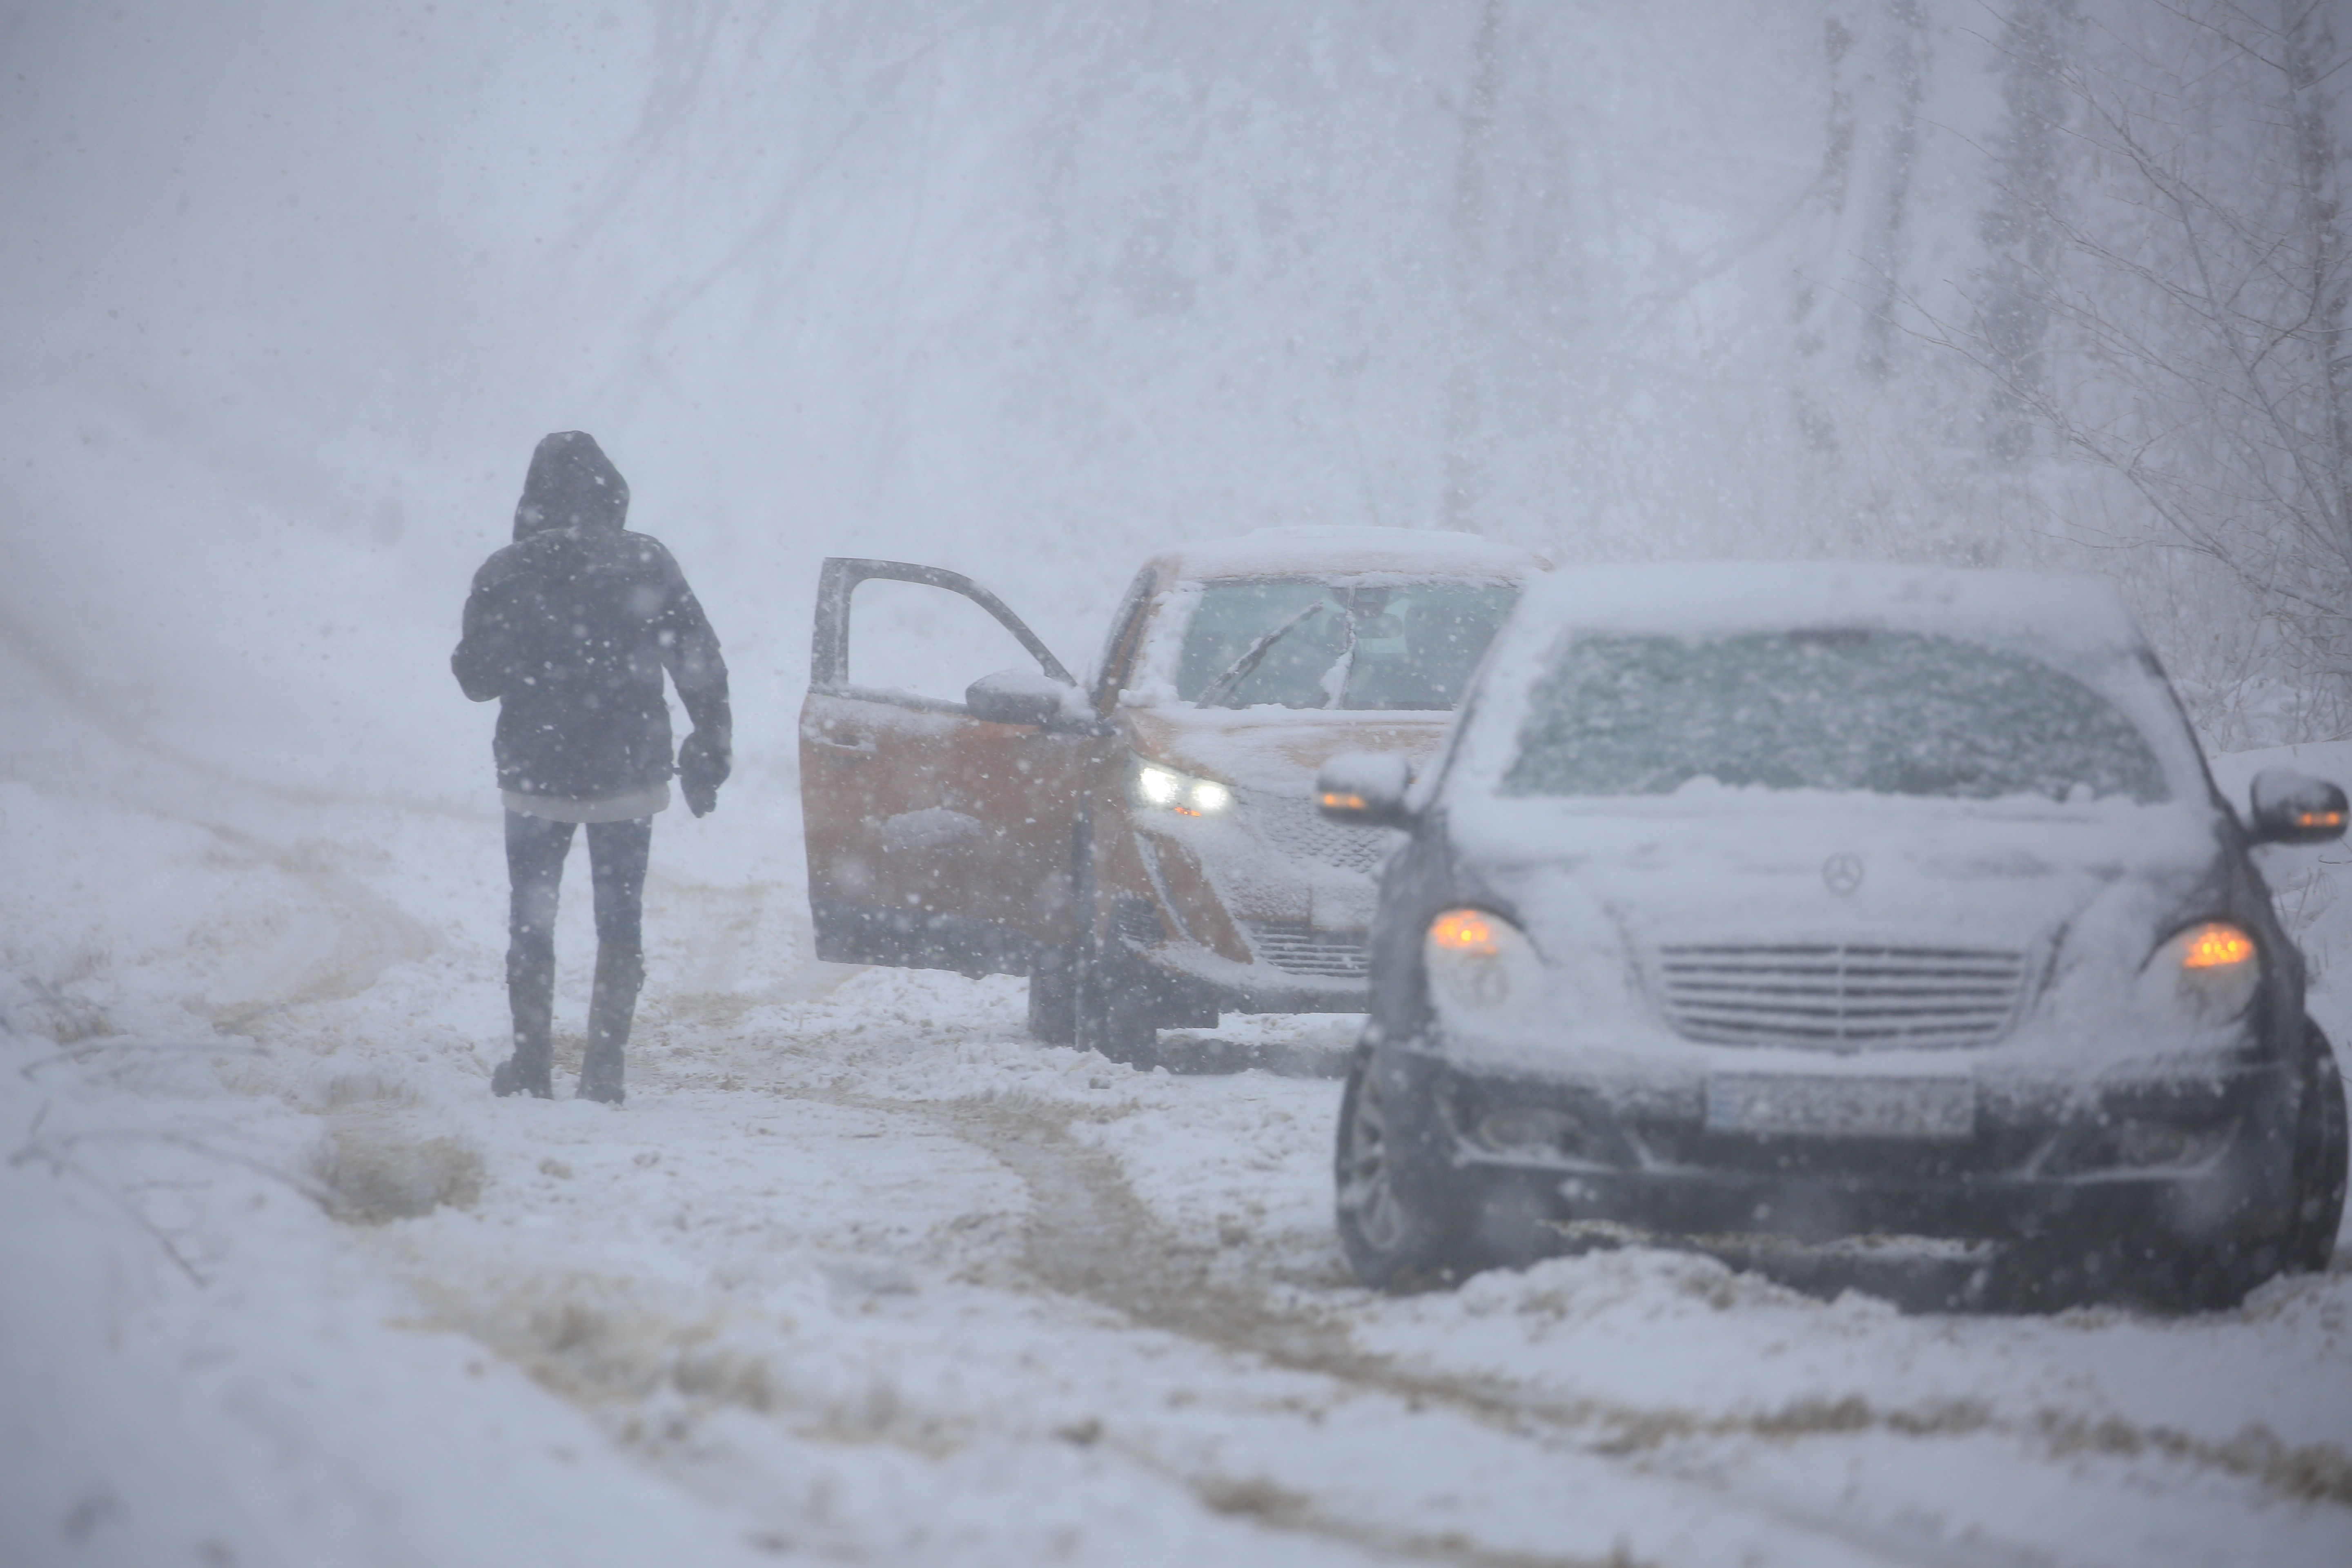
[1501,561,2150,659]
[1157,526,1548,582]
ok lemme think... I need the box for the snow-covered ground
[6,633,2351,1568]
[7,7,2352,1563]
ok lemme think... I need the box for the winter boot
[492,949,555,1098]
[579,942,643,1104]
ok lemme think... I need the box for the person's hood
[513,431,629,539]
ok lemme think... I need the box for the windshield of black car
[1501,629,2171,803]
[1175,577,1519,710]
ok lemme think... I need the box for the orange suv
[798,527,1548,1064]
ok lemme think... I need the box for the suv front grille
[1654,944,2027,1049]
[1239,786,1398,877]
[1245,920,1371,979]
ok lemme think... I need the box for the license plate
[1705,1072,1976,1141]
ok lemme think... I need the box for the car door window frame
[1091,566,1159,713]
[811,557,1076,704]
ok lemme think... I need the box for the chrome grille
[1245,920,1371,979]
[1239,786,1397,877]
[1654,944,2027,1049]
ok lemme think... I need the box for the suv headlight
[1129,756,1233,818]
[2140,920,2260,1026]
[1425,907,1544,1024]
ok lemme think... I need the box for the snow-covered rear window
[1175,577,1518,711]
[1502,630,2171,803]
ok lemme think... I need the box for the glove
[678,730,730,817]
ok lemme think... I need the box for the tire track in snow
[1,615,439,1031]
[909,1095,1657,1568]
[923,1092,2350,1565]
[189,821,436,1033]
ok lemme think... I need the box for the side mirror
[2247,768,2349,846]
[966,668,1082,728]
[1318,752,1417,829]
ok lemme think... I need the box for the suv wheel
[1075,938,1158,1068]
[1027,945,1076,1045]
[2286,1019,2348,1274]
[1335,1053,1460,1290]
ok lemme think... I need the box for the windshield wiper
[1197,601,1327,708]
[1313,615,1360,709]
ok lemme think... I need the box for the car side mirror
[1318,752,1417,829]
[966,668,1082,728]
[2247,768,2349,845]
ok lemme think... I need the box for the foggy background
[4,0,2345,816]
[5,11,2351,1560]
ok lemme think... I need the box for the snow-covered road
[5,660,2352,1568]
[8,3,2349,1560]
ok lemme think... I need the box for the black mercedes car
[1319,563,2348,1309]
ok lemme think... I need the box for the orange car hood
[1120,704,1455,793]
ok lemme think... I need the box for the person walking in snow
[453,431,731,1103]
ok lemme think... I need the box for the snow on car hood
[1442,791,2236,1078]
[1450,790,2215,947]
[1123,705,1452,793]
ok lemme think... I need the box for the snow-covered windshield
[1502,630,2171,803]
[1175,577,1518,711]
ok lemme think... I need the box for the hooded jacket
[452,432,730,803]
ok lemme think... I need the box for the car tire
[1075,938,1158,1068]
[2285,1018,2348,1274]
[1334,1052,1463,1290]
[1027,945,1076,1045]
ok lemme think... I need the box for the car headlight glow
[2143,920,2260,1025]
[1131,758,1232,817]
[1425,907,1544,1022]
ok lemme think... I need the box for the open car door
[800,559,1109,977]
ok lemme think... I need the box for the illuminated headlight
[1425,908,1545,1024]
[1130,757,1233,818]
[2140,921,2260,1026]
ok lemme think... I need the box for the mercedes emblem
[1822,851,1865,895]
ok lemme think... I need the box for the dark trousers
[505,811,653,967]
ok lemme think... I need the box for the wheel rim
[1341,1067,1411,1252]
